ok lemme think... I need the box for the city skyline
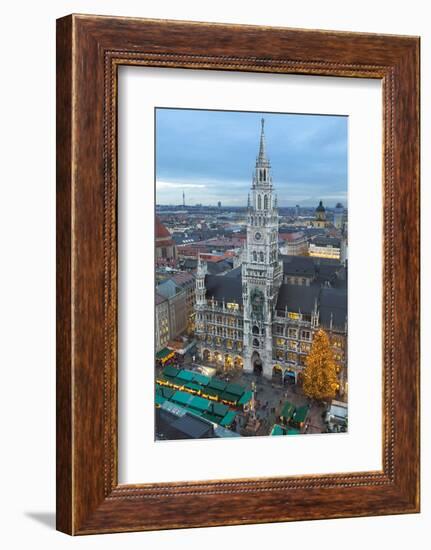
[156,108,348,207]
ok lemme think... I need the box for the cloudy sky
[155,108,347,207]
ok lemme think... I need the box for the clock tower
[242,119,283,377]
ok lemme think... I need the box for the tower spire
[258,117,267,162]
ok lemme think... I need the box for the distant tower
[315,200,326,228]
[340,220,348,266]
[182,191,185,207]
[195,254,208,342]
[218,201,222,209]
[334,202,344,229]
[295,204,300,218]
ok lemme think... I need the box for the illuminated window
[288,328,298,338]
[288,312,300,320]
[276,338,284,346]
[227,302,239,311]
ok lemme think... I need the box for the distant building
[340,220,348,266]
[279,231,308,256]
[155,216,177,266]
[155,293,170,351]
[157,272,196,338]
[218,201,222,209]
[312,200,328,228]
[309,236,341,260]
[334,202,344,229]
[295,204,300,218]
[156,407,215,440]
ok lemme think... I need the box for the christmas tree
[303,329,339,401]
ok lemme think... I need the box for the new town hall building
[194,120,347,394]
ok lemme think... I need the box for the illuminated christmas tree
[303,329,339,401]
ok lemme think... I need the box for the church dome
[155,216,172,239]
[316,200,325,213]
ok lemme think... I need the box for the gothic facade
[194,120,347,394]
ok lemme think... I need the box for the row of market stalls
[156,384,238,429]
[156,366,253,432]
[157,366,253,409]
[270,400,310,436]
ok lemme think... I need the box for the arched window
[253,338,260,348]
[264,194,268,209]
[253,251,257,262]
[252,325,260,335]
[257,194,262,210]
[260,251,264,262]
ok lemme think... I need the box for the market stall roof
[171,390,193,407]
[202,413,221,424]
[209,402,229,418]
[155,394,166,407]
[220,391,239,404]
[225,383,244,397]
[189,395,210,413]
[177,369,194,382]
[208,378,227,391]
[162,365,179,378]
[156,347,173,359]
[238,391,253,406]
[271,424,287,436]
[280,401,295,420]
[201,387,220,398]
[184,382,202,393]
[156,385,175,399]
[293,405,309,424]
[193,373,210,386]
[220,410,237,427]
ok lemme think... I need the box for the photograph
[154,108,348,440]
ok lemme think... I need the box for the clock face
[254,231,262,241]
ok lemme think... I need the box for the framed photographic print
[56,14,420,534]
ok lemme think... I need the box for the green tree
[303,329,339,401]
